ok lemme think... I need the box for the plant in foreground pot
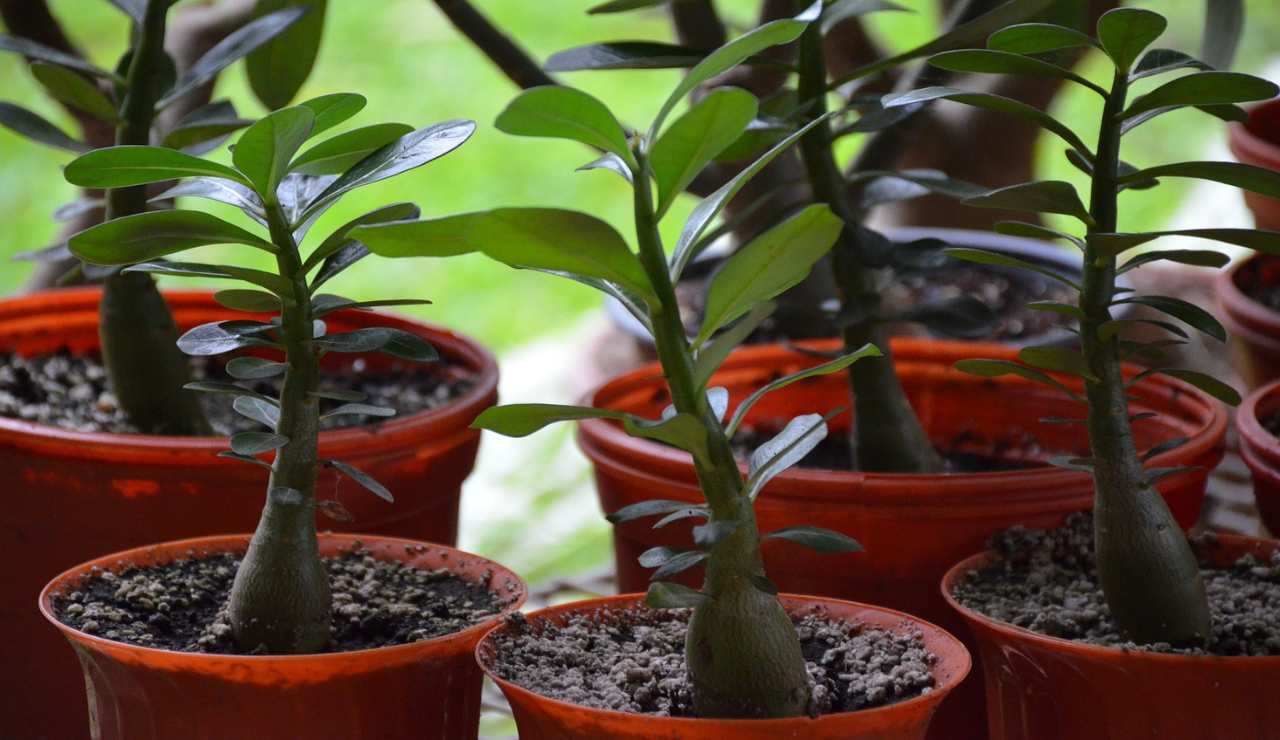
[1,0,320,435]
[355,5,968,725]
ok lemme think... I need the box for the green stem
[226,199,330,654]
[633,153,810,718]
[794,21,942,474]
[1082,69,1209,645]
[100,0,209,436]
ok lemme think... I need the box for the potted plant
[38,103,526,739]
[1235,377,1280,535]
[882,7,1280,737]
[0,4,499,734]
[354,6,969,735]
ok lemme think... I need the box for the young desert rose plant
[63,100,473,653]
[883,7,1280,644]
[0,0,317,435]
[353,6,875,718]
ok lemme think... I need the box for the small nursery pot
[1228,98,1280,231]
[0,288,497,740]
[40,533,527,740]
[1235,377,1280,535]
[477,593,970,739]
[941,535,1280,740]
[1218,253,1280,389]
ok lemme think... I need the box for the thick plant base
[941,535,1280,740]
[477,594,970,740]
[40,533,526,740]
[0,288,498,740]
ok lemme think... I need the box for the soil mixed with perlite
[53,545,512,654]
[953,513,1280,655]
[486,604,938,718]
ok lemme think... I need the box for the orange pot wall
[478,594,970,740]
[40,534,526,740]
[578,337,1226,740]
[1236,378,1280,535]
[0,289,498,740]
[942,536,1280,740]
[1229,99,1280,232]
[1218,254,1280,391]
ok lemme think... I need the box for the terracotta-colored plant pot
[39,533,526,740]
[1218,253,1280,390]
[477,593,970,739]
[1235,377,1280,536]
[1,288,498,740]
[941,535,1280,739]
[578,337,1226,740]
[1228,98,1280,231]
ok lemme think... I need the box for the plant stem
[226,199,330,654]
[633,153,810,718]
[795,22,942,473]
[100,0,210,436]
[1082,69,1209,645]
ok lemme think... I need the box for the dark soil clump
[952,513,1280,655]
[1264,409,1280,441]
[53,546,509,654]
[486,605,937,718]
[0,349,473,435]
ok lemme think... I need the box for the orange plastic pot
[1236,377,1280,535]
[1228,98,1280,231]
[477,593,970,739]
[578,337,1225,740]
[39,533,526,740]
[941,535,1280,739]
[1218,253,1280,390]
[0,288,497,740]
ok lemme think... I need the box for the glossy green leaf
[624,413,709,457]
[745,413,829,500]
[305,202,419,271]
[1160,368,1240,406]
[822,0,910,33]
[471,403,628,437]
[313,327,437,361]
[69,210,273,265]
[1097,7,1167,71]
[246,0,326,109]
[1114,295,1225,341]
[177,321,273,356]
[588,0,670,13]
[697,204,842,344]
[962,180,1092,224]
[496,86,634,168]
[944,247,1079,290]
[955,358,1082,398]
[693,301,775,389]
[65,146,245,187]
[577,152,634,182]
[1201,0,1243,70]
[233,395,281,431]
[1018,345,1096,382]
[186,381,274,401]
[30,62,117,122]
[162,101,253,153]
[987,22,1097,54]
[326,459,392,502]
[123,261,290,294]
[0,34,121,82]
[994,220,1085,249]
[151,178,265,225]
[290,123,413,176]
[1122,161,1280,200]
[230,431,288,455]
[321,403,395,421]
[607,499,704,525]
[0,102,87,152]
[234,106,316,196]
[1121,72,1278,119]
[725,344,879,436]
[106,0,145,22]
[652,88,757,218]
[1097,318,1188,342]
[650,550,709,581]
[851,168,988,206]
[1118,249,1229,273]
[226,356,288,380]
[309,295,432,317]
[1130,48,1211,80]
[1089,229,1280,258]
[764,526,862,554]
[645,581,708,608]
[298,93,366,135]
[928,49,1102,95]
[692,521,740,549]
[546,42,708,71]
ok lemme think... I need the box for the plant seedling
[0,0,322,435]
[883,6,1280,645]
[354,3,876,719]
[64,100,472,653]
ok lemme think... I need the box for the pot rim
[1217,253,1280,341]
[939,534,1280,664]
[475,592,971,728]
[38,532,527,664]
[1237,376,1280,463]
[0,288,499,457]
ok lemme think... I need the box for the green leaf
[313,327,437,361]
[745,413,829,500]
[927,49,1102,95]
[546,42,709,71]
[672,114,830,280]
[234,107,316,196]
[725,344,880,436]
[1121,72,1278,119]
[987,22,1097,54]
[214,289,279,312]
[29,62,117,122]
[692,520,740,549]
[577,152,633,182]
[305,202,418,270]
[624,413,709,457]
[185,380,274,401]
[652,88,758,218]
[0,102,87,152]
[607,499,703,525]
[326,459,393,502]
[764,526,862,554]
[1089,229,1280,258]
[1118,249,1229,273]
[1026,301,1086,320]
[471,403,627,437]
[1160,368,1240,406]
[962,181,1092,224]
[309,295,431,317]
[1019,345,1096,382]
[697,204,842,344]
[106,0,145,23]
[0,34,121,82]
[1122,161,1280,200]
[650,550,709,581]
[883,87,1092,161]
[68,210,274,265]
[588,0,670,13]
[1115,295,1226,341]
[65,146,245,188]
[246,0,326,109]
[123,261,290,294]
[230,431,289,455]
[1201,0,1243,70]
[159,6,309,107]
[645,581,709,609]
[1131,48,1211,81]
[1097,7,1167,71]
[1097,318,1188,342]
[233,395,281,430]
[693,301,775,390]
[496,86,635,169]
[321,403,396,421]
[822,0,910,34]
[178,321,274,356]
[290,123,413,176]
[152,178,265,223]
[851,168,988,206]
[298,92,367,136]
[994,220,1085,249]
[162,101,253,153]
[650,2,818,138]
[226,356,288,380]
[945,247,1081,290]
